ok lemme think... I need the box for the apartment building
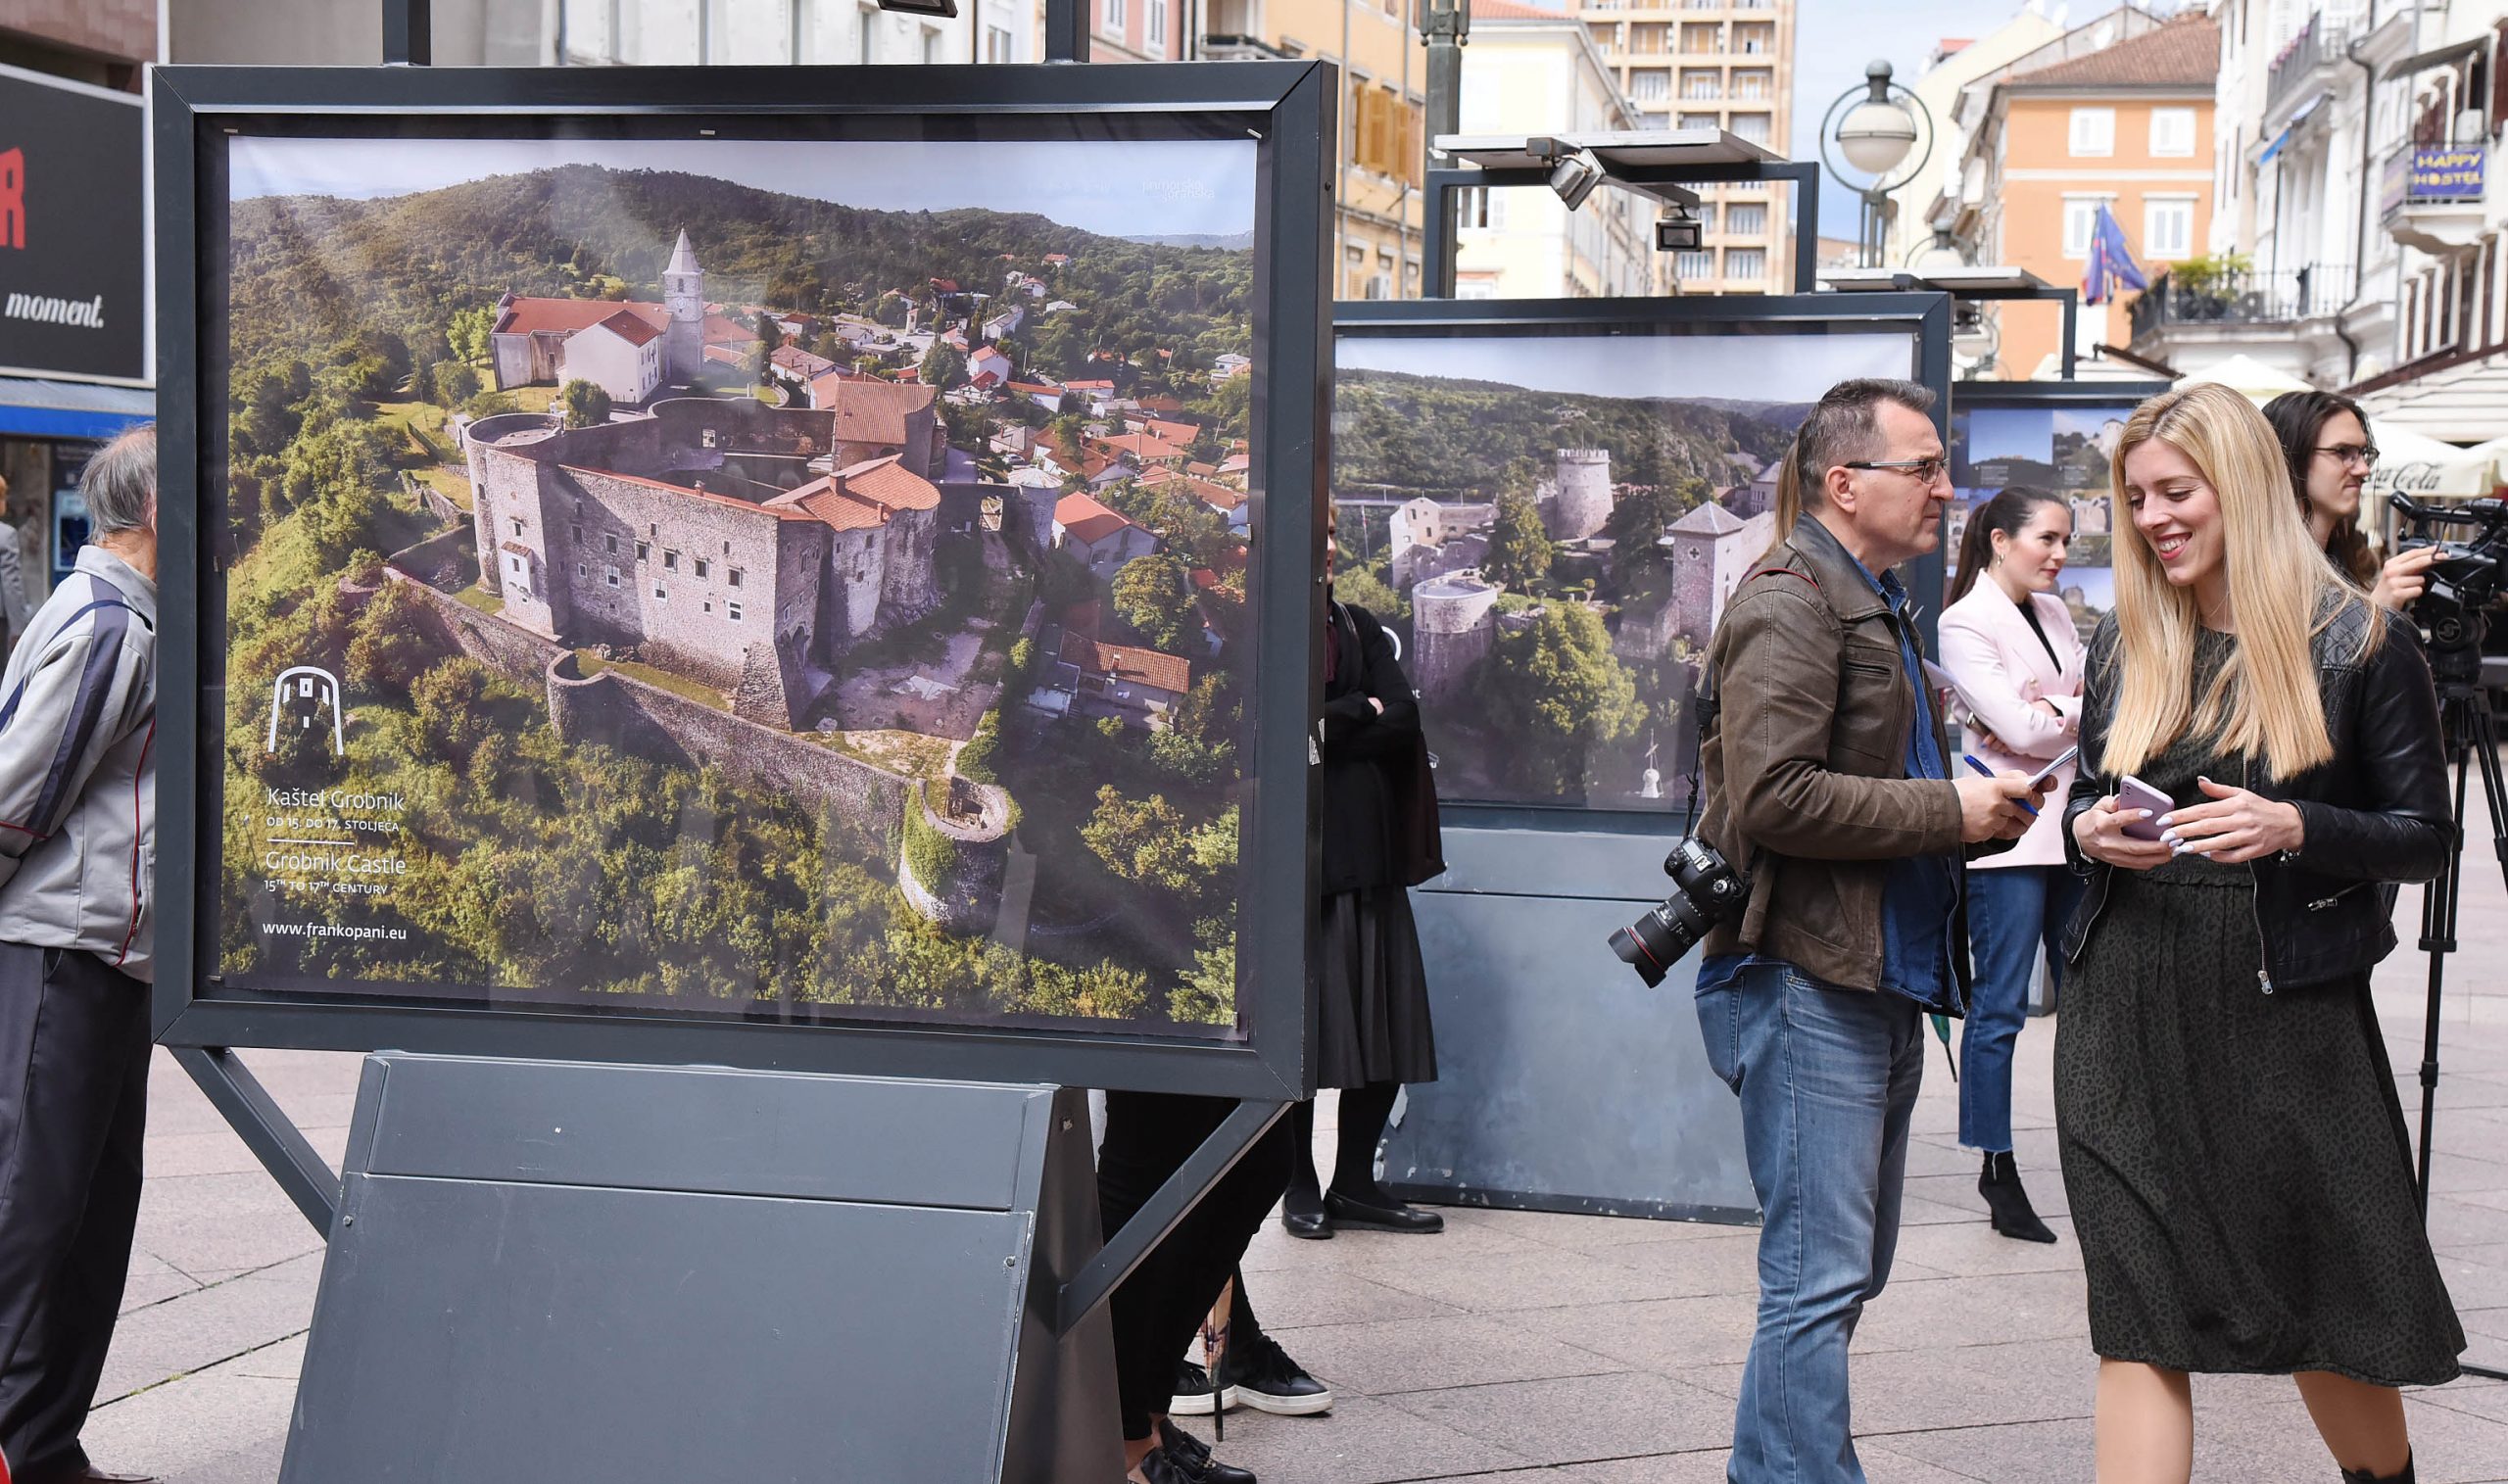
[1942,9,2218,379]
[1879,11,2065,272]
[1577,0,1793,293]
[1451,0,1655,298]
[2126,0,2508,441]
[1208,0,1426,299]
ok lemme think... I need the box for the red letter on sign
[0,150,22,250]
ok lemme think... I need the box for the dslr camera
[1608,835,1747,988]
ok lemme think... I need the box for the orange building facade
[1948,15,2217,380]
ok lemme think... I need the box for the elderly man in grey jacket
[0,425,159,1484]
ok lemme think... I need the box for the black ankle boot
[2339,1453,2413,1484]
[1979,1152,2057,1244]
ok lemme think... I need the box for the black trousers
[1097,1092,1291,1442]
[0,944,152,1478]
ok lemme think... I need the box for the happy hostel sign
[0,65,145,385]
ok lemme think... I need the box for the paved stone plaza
[82,790,2508,1483]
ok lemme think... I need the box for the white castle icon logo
[265,665,345,757]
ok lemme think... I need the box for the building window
[986,24,1012,61]
[1677,70,1716,101]
[1458,186,1508,230]
[604,534,619,554]
[2070,107,2116,157]
[1678,111,1719,131]
[653,583,667,602]
[577,563,587,578]
[636,540,650,561]
[1146,0,1165,47]
[2149,107,2195,158]
[1730,113,1771,145]
[921,26,941,63]
[1726,247,1766,280]
[696,557,710,579]
[2062,195,2116,258]
[1633,71,1671,103]
[1732,69,1772,101]
[728,599,745,621]
[2144,197,2194,259]
[1105,0,1125,30]
[663,549,679,571]
[1695,203,1718,232]
[1734,22,1770,52]
[1727,202,1767,235]
[603,564,621,589]
[508,517,524,537]
[1675,250,1714,279]
[728,567,745,588]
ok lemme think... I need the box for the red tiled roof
[1060,633,1190,694]
[825,378,937,447]
[1191,482,1246,511]
[590,309,662,347]
[773,453,941,533]
[1055,492,1136,547]
[1065,379,1116,392]
[499,539,535,556]
[1138,418,1201,446]
[837,453,940,511]
[493,296,752,351]
[2012,14,2217,89]
[772,345,836,375]
[1006,380,1063,399]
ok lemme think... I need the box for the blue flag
[2082,203,2148,306]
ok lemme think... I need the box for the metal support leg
[382,0,432,65]
[174,1046,341,1235]
[1055,1097,1287,1335]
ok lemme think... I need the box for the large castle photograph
[218,132,1260,1031]
[1331,329,1917,810]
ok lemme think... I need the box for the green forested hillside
[228,164,1254,389]
[1331,368,1803,504]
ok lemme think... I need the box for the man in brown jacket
[1691,379,2041,1484]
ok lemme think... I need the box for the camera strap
[1685,565,1823,839]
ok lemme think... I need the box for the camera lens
[1609,920,1674,989]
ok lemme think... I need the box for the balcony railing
[2128,263,2357,343]
[2265,12,2361,118]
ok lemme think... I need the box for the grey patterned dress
[2054,629,2464,1385]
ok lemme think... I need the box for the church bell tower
[662,228,704,386]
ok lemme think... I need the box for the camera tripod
[2411,674,2508,1383]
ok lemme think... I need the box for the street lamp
[1818,60,1932,269]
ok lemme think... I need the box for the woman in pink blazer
[1938,487,2087,1245]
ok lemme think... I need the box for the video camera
[2387,492,2508,689]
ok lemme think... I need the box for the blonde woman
[2060,383,2461,1484]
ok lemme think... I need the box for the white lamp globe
[1837,98,1919,176]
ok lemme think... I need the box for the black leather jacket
[2060,600,2452,992]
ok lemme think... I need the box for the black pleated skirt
[1314,885,1437,1089]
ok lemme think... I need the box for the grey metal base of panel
[282,1053,1119,1484]
[1381,825,1760,1224]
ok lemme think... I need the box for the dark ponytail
[1949,486,2065,604]
[2261,388,2379,588]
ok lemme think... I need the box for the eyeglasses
[1842,457,1951,488]
[2312,443,2379,469]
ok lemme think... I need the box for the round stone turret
[1551,448,1613,541]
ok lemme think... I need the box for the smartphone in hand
[2115,774,2171,840]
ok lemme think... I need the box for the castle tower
[1411,575,1500,702]
[662,228,705,386]
[1551,448,1613,541]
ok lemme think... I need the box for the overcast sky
[227,136,1259,241]
[1795,0,2129,230]
[1337,330,1914,402]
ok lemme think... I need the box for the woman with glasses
[2262,390,2438,610]
[2062,384,2460,1484]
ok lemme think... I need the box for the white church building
[488,230,737,404]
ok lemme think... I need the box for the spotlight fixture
[1547,148,1604,213]
[1656,209,1703,254]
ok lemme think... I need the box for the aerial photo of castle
[218,134,1260,1031]
[1331,330,1918,809]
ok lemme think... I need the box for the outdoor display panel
[153,64,1334,1101]
[1944,379,2172,644]
[1331,294,1951,815]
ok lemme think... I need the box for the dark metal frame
[1424,161,1823,298]
[1852,271,2083,381]
[151,64,1333,1121]
[1332,290,1953,823]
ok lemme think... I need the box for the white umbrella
[2366,425,2500,502]
[2185,354,2314,404]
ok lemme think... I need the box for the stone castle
[462,393,947,732]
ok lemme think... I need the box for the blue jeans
[1696,963,1923,1484]
[1957,865,2085,1154]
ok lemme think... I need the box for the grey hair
[80,423,157,537]
[1762,379,1936,555]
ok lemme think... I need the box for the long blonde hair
[2102,382,2380,780]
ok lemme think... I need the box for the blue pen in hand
[1963,753,2039,816]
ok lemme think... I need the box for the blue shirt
[1697,538,1962,1012]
